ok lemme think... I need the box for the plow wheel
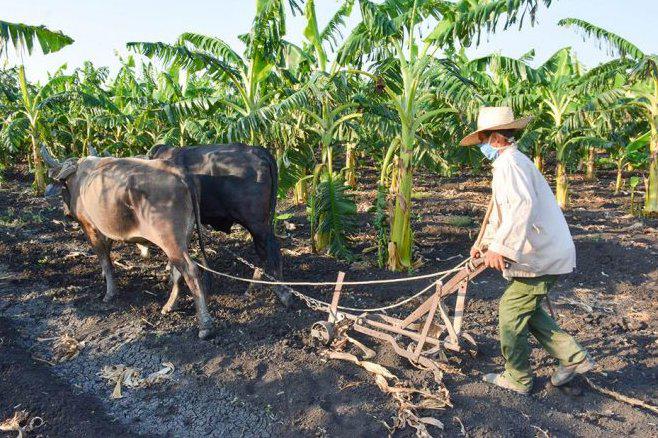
[311,321,335,345]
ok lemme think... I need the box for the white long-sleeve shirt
[480,146,576,278]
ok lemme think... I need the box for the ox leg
[170,253,214,339]
[162,262,182,314]
[266,233,290,306]
[253,228,290,307]
[85,228,117,302]
[99,244,117,302]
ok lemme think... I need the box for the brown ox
[41,145,214,339]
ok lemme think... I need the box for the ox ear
[88,144,99,156]
[44,183,63,198]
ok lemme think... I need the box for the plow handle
[474,198,494,252]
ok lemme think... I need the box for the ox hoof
[102,293,116,303]
[244,284,259,297]
[198,317,215,340]
[161,302,178,315]
[198,328,214,340]
[275,287,292,308]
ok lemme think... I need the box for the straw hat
[460,106,532,146]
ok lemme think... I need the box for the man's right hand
[470,246,482,259]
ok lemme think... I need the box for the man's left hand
[484,250,506,271]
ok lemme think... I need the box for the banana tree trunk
[644,134,657,214]
[179,120,186,146]
[388,126,413,271]
[293,177,308,204]
[556,160,569,209]
[615,158,624,195]
[18,65,45,193]
[30,134,46,193]
[585,146,596,180]
[534,152,544,174]
[643,83,658,215]
[83,120,92,157]
[345,143,356,187]
[313,140,333,253]
[308,170,319,254]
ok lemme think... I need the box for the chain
[220,247,329,311]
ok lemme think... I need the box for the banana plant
[62,62,124,156]
[302,0,355,73]
[602,131,650,194]
[275,72,362,256]
[628,176,642,214]
[5,73,74,191]
[269,0,358,204]
[128,0,301,146]
[108,58,169,154]
[559,17,658,214]
[1,20,74,191]
[629,65,658,214]
[0,68,23,160]
[305,96,361,256]
[151,65,218,146]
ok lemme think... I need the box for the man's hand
[470,246,482,259]
[483,250,506,271]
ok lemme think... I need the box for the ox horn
[40,144,61,168]
[88,144,99,156]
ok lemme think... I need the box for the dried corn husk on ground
[52,334,85,362]
[0,410,44,438]
[99,362,175,399]
[323,347,451,438]
[36,333,86,363]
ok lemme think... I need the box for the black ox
[147,143,289,305]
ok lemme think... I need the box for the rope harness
[195,197,494,313]
[196,199,495,314]
[196,247,472,313]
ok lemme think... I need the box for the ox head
[40,145,79,216]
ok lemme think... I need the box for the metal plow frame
[311,258,487,372]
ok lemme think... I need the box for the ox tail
[266,149,279,226]
[184,174,208,266]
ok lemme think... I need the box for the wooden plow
[311,257,487,372]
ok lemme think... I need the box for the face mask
[479,142,500,161]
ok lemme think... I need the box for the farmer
[460,106,594,395]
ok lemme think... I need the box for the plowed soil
[1,166,656,437]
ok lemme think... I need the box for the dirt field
[1,166,656,437]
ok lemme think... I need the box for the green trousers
[499,275,586,390]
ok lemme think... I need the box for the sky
[2,0,657,83]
